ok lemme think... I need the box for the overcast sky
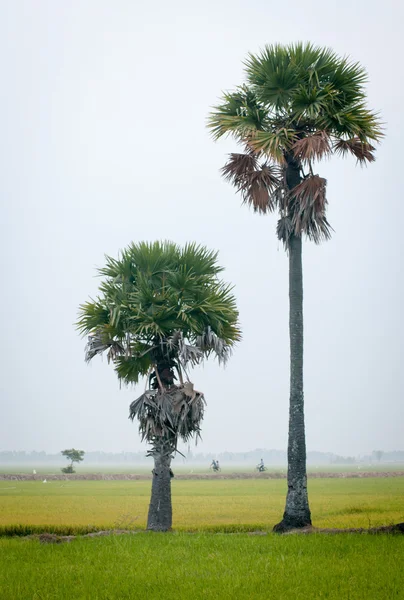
[1,0,403,457]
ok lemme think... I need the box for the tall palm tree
[77,241,240,531]
[208,43,382,532]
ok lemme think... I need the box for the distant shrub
[61,449,85,474]
[61,466,75,474]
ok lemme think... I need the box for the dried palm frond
[273,181,287,211]
[129,384,206,449]
[166,330,182,350]
[179,343,203,367]
[166,330,203,367]
[302,215,333,244]
[243,178,270,212]
[85,330,125,364]
[292,175,327,212]
[196,326,232,365]
[221,150,281,214]
[288,175,332,244]
[276,216,293,247]
[333,137,376,164]
[221,151,259,186]
[292,131,331,161]
[239,164,280,213]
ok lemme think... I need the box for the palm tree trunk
[147,442,173,531]
[274,234,312,531]
[274,155,312,532]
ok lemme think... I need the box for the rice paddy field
[1,477,404,532]
[1,462,403,475]
[1,473,403,599]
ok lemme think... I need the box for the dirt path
[1,471,404,481]
[21,522,404,543]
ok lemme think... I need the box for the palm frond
[292,175,327,213]
[302,215,333,244]
[76,300,110,336]
[114,354,152,385]
[208,86,268,140]
[291,84,337,121]
[292,131,331,162]
[195,326,232,365]
[221,150,259,186]
[221,150,281,213]
[129,384,206,447]
[240,164,281,213]
[320,103,383,142]
[333,137,376,164]
[249,129,298,162]
[245,45,298,109]
[166,330,203,367]
[327,57,368,106]
[178,344,203,367]
[276,216,293,247]
[84,330,125,364]
[179,243,223,276]
[288,175,333,244]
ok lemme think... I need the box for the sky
[0,0,403,456]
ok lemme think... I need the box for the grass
[1,478,403,533]
[0,533,403,599]
[1,477,403,599]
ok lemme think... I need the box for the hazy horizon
[1,447,403,458]
[3,448,403,469]
[1,0,403,457]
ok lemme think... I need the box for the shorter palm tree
[77,241,240,531]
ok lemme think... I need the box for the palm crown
[77,241,240,451]
[208,43,382,244]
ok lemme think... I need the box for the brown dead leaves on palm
[333,137,376,164]
[293,131,376,166]
[220,131,375,245]
[277,174,332,246]
[221,150,258,186]
[293,175,327,213]
[291,175,332,244]
[221,149,281,214]
[292,131,332,162]
[222,148,332,244]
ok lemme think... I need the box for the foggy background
[1,0,402,457]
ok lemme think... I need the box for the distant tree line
[1,449,403,465]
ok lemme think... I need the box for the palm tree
[77,241,240,531]
[208,43,382,532]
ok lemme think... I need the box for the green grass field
[1,533,403,599]
[1,477,403,599]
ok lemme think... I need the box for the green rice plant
[0,533,403,599]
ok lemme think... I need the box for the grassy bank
[1,533,403,599]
